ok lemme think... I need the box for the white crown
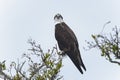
[54,13,64,24]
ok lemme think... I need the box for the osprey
[54,13,86,74]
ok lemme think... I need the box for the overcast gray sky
[0,0,120,80]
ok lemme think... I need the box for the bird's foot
[58,51,66,56]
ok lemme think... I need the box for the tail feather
[67,49,86,74]
[78,50,86,71]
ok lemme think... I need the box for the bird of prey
[54,13,86,74]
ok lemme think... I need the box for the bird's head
[54,13,63,23]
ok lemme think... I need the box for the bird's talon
[58,51,66,56]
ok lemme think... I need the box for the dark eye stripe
[54,14,63,20]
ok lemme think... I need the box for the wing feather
[55,22,86,74]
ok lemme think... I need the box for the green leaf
[91,35,96,39]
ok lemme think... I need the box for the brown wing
[61,22,79,47]
[55,22,86,74]
[55,22,72,51]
